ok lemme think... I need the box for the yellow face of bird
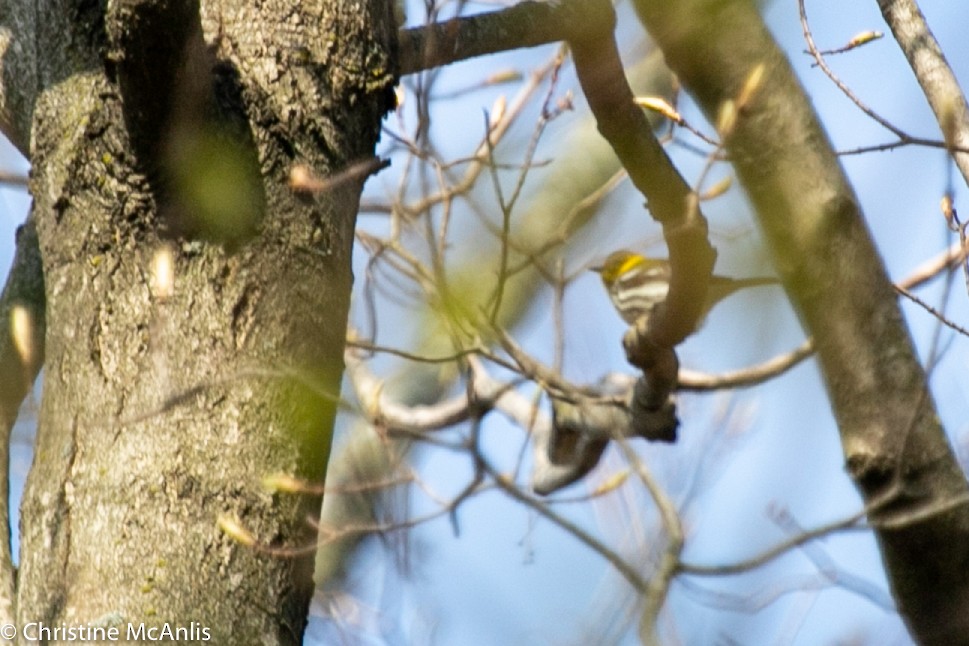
[593,250,664,288]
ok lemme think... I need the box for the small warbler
[592,249,775,325]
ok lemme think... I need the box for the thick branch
[399,1,576,75]
[568,14,716,344]
[1,0,107,157]
[560,1,715,471]
[0,22,32,154]
[398,2,715,489]
[0,215,45,625]
[634,1,969,642]
[877,0,969,188]
[400,4,718,343]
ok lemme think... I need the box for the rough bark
[634,1,969,643]
[11,0,395,642]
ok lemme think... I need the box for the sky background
[2,1,968,645]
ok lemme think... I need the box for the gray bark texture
[1,0,396,642]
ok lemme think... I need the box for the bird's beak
[590,263,604,273]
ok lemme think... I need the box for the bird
[592,249,776,326]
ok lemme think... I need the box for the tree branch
[633,1,969,641]
[0,215,45,626]
[0,3,37,155]
[399,2,717,366]
[399,1,580,75]
[876,0,969,188]
[404,1,715,473]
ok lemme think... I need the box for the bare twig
[678,340,814,391]
[895,283,969,338]
[611,434,683,643]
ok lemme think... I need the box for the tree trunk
[11,0,396,642]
